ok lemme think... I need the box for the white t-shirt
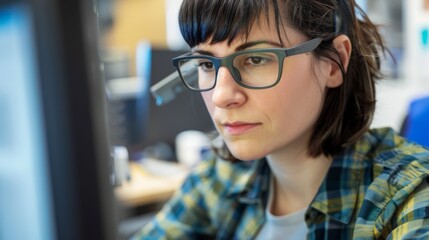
[255,178,309,240]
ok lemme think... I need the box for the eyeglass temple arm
[150,61,198,106]
[286,38,323,56]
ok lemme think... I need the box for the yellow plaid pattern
[132,128,429,239]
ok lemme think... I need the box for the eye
[241,53,275,66]
[198,61,215,71]
[247,56,266,65]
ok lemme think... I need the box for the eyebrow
[236,40,283,51]
[192,40,284,56]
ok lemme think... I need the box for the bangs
[178,0,276,47]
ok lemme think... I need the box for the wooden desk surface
[115,161,188,207]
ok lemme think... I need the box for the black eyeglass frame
[172,37,323,92]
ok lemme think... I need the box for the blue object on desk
[401,96,429,148]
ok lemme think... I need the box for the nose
[211,66,246,109]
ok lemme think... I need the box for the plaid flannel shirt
[132,128,429,239]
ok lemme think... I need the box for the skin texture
[196,11,352,214]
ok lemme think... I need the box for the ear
[326,34,352,88]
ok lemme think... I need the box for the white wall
[404,0,429,83]
[165,0,187,50]
[371,1,429,132]
[372,80,429,132]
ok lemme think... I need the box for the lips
[222,122,261,135]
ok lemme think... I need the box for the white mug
[175,130,211,168]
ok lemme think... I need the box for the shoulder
[349,127,429,175]
[366,128,429,188]
[352,128,429,237]
[348,127,429,207]
[356,128,429,215]
[346,127,429,187]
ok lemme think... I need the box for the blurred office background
[99,0,429,136]
[1,0,429,239]
[98,0,429,238]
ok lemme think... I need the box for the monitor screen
[0,1,118,239]
[0,3,54,239]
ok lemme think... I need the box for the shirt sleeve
[130,170,215,240]
[388,179,429,239]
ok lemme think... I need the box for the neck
[266,148,332,216]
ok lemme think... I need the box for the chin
[229,148,267,161]
[223,138,269,161]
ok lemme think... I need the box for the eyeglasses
[172,38,322,92]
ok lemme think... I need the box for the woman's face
[197,19,332,161]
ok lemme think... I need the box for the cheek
[276,61,326,122]
[286,57,327,92]
[201,92,215,115]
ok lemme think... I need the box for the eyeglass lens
[177,51,281,91]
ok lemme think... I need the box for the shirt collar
[223,158,269,200]
[221,150,368,223]
[310,154,366,224]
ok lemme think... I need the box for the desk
[115,161,188,207]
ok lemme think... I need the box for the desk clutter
[114,161,188,207]
[114,130,214,207]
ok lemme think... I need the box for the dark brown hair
[178,0,387,160]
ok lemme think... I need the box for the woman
[133,0,429,239]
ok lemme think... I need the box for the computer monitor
[0,0,118,239]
